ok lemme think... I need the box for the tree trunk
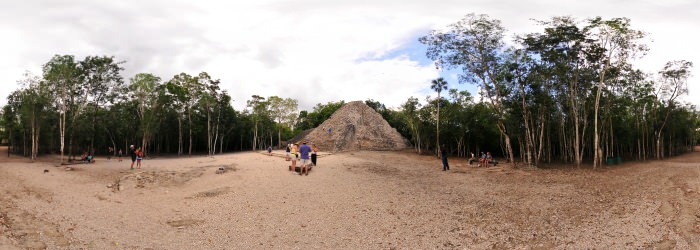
[436,93,441,157]
[188,110,193,156]
[178,116,183,156]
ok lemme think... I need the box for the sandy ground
[1,146,700,249]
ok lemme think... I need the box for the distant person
[87,150,93,164]
[267,146,273,156]
[479,151,486,168]
[129,145,136,170]
[118,149,123,162]
[285,145,291,161]
[311,144,318,166]
[486,152,493,167]
[299,141,312,176]
[289,143,298,172]
[441,146,449,171]
[107,146,114,160]
[80,150,88,163]
[135,147,143,169]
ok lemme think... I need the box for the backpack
[138,151,143,157]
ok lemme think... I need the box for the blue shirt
[299,144,311,159]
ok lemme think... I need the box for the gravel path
[1,148,699,249]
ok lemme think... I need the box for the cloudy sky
[1,0,698,110]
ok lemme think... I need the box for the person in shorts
[135,147,143,169]
[298,141,311,176]
[289,143,298,172]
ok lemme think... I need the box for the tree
[164,73,195,156]
[401,97,422,154]
[420,13,515,163]
[655,60,693,159]
[17,72,50,160]
[268,96,298,148]
[522,16,593,166]
[247,95,268,150]
[196,72,222,156]
[129,73,161,156]
[586,17,647,169]
[430,77,448,156]
[42,55,80,164]
[296,101,345,132]
[79,56,124,151]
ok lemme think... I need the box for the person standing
[118,149,123,162]
[129,145,136,170]
[299,141,312,176]
[285,145,291,161]
[135,147,143,169]
[441,145,449,171]
[289,143,298,172]
[267,146,273,156]
[311,144,318,166]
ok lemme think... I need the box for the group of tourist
[76,144,141,170]
[128,145,143,170]
[283,140,318,176]
[479,151,493,167]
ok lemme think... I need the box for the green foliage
[2,13,698,162]
[295,101,345,132]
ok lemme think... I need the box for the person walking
[129,145,136,170]
[118,149,123,162]
[441,145,449,171]
[299,141,312,176]
[267,146,273,156]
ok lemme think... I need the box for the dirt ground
[1,146,700,249]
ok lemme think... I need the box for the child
[136,147,143,169]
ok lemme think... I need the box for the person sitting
[82,151,93,164]
[80,151,88,162]
[468,152,476,165]
[486,152,493,167]
[479,151,486,167]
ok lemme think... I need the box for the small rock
[107,184,113,188]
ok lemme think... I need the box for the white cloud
[1,0,699,110]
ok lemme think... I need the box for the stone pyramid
[297,101,409,152]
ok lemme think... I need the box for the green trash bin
[616,156,622,164]
[606,157,614,165]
